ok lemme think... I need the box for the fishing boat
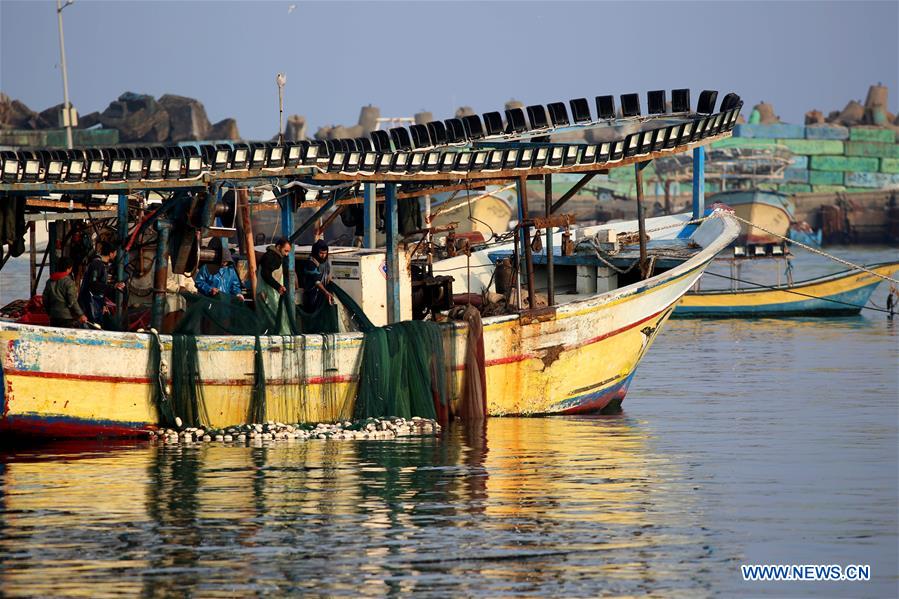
[711,189,794,244]
[0,87,744,439]
[675,261,899,318]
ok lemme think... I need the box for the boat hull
[1,214,740,439]
[674,262,899,318]
[712,190,794,244]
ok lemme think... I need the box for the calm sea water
[0,248,897,597]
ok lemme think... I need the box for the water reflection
[0,417,714,596]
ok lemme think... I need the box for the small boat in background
[711,189,795,245]
[674,261,899,318]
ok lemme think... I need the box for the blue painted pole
[151,219,171,331]
[385,183,400,323]
[692,145,705,219]
[116,193,128,329]
[363,182,376,248]
[280,194,295,309]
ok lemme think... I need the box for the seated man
[195,246,245,301]
[43,257,88,328]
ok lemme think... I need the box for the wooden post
[517,176,536,309]
[238,188,257,301]
[363,183,377,248]
[151,219,171,330]
[544,174,554,306]
[635,163,649,278]
[385,183,400,323]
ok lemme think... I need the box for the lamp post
[56,0,75,149]
[276,73,286,144]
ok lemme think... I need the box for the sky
[1,0,897,140]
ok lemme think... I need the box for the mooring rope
[727,213,899,285]
[702,271,892,314]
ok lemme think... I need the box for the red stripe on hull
[0,416,153,440]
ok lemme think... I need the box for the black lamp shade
[482,111,504,136]
[620,93,641,117]
[462,115,485,140]
[647,90,667,115]
[547,102,569,127]
[696,90,718,114]
[505,108,527,133]
[389,127,412,151]
[671,89,691,113]
[444,118,466,143]
[526,105,548,129]
[371,130,392,152]
[596,95,615,119]
[569,98,591,123]
[426,121,447,146]
[410,124,432,149]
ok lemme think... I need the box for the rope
[702,271,893,314]
[727,212,899,285]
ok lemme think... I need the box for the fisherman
[163,257,198,333]
[78,241,125,326]
[255,237,294,333]
[301,239,334,312]
[195,244,245,301]
[43,257,88,328]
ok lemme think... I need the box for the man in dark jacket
[78,241,125,325]
[43,257,88,328]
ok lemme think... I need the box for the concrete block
[789,155,808,168]
[783,167,809,182]
[757,183,779,191]
[804,124,849,140]
[808,170,844,185]
[844,171,898,188]
[778,183,812,193]
[734,123,805,139]
[810,156,880,172]
[845,141,899,158]
[811,185,846,193]
[711,137,777,150]
[845,187,872,193]
[849,127,895,143]
[880,158,899,173]
[778,139,844,155]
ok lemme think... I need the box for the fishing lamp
[207,144,230,170]
[41,150,66,182]
[407,151,425,173]
[505,108,527,133]
[267,143,285,168]
[547,102,569,127]
[85,149,106,182]
[444,118,466,143]
[733,246,746,257]
[355,137,373,152]
[422,151,441,173]
[671,89,690,113]
[285,142,303,167]
[532,146,549,168]
[753,245,767,257]
[389,127,412,151]
[609,139,626,162]
[580,144,598,165]
[127,148,148,180]
[426,121,447,146]
[19,151,41,182]
[595,95,615,120]
[526,105,548,129]
[563,145,580,166]
[569,98,591,123]
[596,142,612,163]
[656,126,675,151]
[163,147,184,180]
[620,93,641,117]
[146,147,166,179]
[665,123,684,149]
[329,150,347,172]
[638,130,654,155]
[470,150,489,171]
[679,121,695,145]
[453,152,473,172]
[503,148,520,169]
[249,143,268,169]
[462,115,485,140]
[303,142,321,165]
[483,111,504,136]
[696,90,718,114]
[687,117,705,142]
[517,147,534,169]
[343,151,361,173]
[105,148,127,181]
[547,145,565,167]
[486,149,504,170]
[438,152,457,173]
[231,143,250,169]
[371,130,392,153]
[360,151,378,174]
[410,124,432,149]
[184,147,203,177]
[624,133,640,157]
[719,92,741,112]
[390,151,410,173]
[0,152,18,183]
[376,152,392,173]
[771,244,785,256]
[647,90,667,115]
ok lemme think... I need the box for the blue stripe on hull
[674,281,883,318]
[548,371,636,414]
